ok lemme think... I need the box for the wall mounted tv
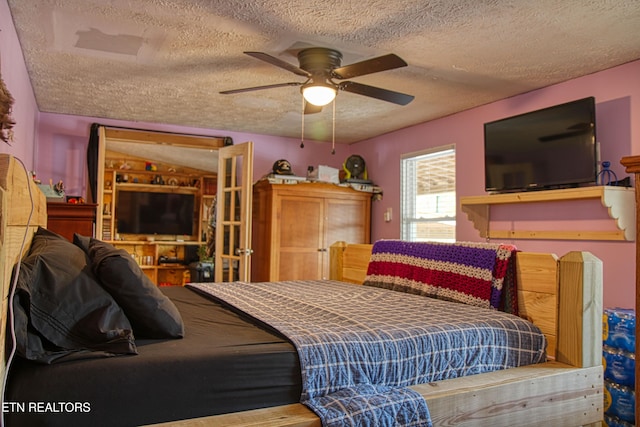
[484,96,597,193]
[116,190,195,237]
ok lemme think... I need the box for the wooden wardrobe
[251,180,372,282]
[620,155,640,427]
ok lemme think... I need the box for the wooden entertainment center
[98,159,216,286]
[94,127,225,286]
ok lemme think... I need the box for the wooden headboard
[0,154,47,383]
[330,240,602,367]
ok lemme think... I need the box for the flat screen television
[484,96,597,193]
[116,190,195,236]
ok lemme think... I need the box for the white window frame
[400,144,456,242]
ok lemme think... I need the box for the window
[401,145,456,242]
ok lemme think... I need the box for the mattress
[5,280,546,426]
[4,286,301,427]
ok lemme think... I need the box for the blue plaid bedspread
[188,280,546,426]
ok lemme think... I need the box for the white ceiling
[6,0,640,144]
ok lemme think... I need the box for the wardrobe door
[277,195,325,280]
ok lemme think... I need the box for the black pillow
[88,238,185,339]
[73,232,91,253]
[12,227,137,364]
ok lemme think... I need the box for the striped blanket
[364,240,519,314]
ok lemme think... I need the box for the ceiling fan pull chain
[300,96,305,149]
[331,98,336,155]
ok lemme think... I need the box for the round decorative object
[343,155,367,181]
[167,177,179,186]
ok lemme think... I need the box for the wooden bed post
[621,155,640,427]
[556,251,602,368]
[0,154,47,385]
[329,241,346,282]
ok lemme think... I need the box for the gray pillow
[88,238,185,339]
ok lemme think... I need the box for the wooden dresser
[46,202,97,241]
[620,155,640,427]
[251,180,372,282]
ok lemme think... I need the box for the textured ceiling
[6,0,640,144]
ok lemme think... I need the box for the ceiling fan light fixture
[302,83,336,106]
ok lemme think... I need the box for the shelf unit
[200,176,217,246]
[460,186,636,241]
[98,156,217,286]
[109,241,200,286]
[101,168,216,241]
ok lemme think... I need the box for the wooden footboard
[157,363,602,427]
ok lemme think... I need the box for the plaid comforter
[188,280,546,426]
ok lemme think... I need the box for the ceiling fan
[220,47,415,114]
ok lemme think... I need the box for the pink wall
[0,0,39,169]
[354,60,640,309]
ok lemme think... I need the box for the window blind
[400,145,456,242]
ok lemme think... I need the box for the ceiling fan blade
[304,102,323,115]
[220,82,302,94]
[244,51,311,78]
[339,81,414,105]
[332,54,408,79]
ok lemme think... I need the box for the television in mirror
[116,190,195,237]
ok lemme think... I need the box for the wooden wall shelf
[460,186,636,241]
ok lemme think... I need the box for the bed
[0,154,603,426]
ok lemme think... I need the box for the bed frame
[0,154,603,426]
